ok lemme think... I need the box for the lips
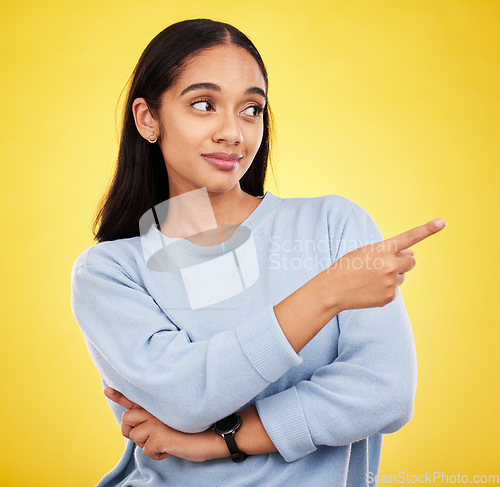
[201,152,243,171]
[201,152,243,161]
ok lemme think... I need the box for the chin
[203,180,241,196]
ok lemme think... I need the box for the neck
[160,186,259,242]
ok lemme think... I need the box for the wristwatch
[213,413,247,462]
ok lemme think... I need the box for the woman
[71,18,446,486]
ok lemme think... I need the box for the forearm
[257,291,417,463]
[204,406,277,461]
[274,266,341,353]
[237,406,277,455]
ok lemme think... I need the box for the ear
[132,97,159,141]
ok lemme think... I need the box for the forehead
[172,44,266,95]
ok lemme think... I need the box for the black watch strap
[223,432,247,463]
[213,413,248,463]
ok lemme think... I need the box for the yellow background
[1,1,499,485]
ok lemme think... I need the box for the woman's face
[156,44,267,199]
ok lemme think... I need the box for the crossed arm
[78,215,444,463]
[99,218,444,463]
[104,387,276,462]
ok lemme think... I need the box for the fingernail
[105,387,115,394]
[435,218,446,229]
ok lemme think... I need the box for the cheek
[246,123,264,153]
[162,116,208,153]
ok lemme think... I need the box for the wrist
[213,413,247,462]
[322,265,344,314]
[202,428,230,461]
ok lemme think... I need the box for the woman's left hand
[104,387,224,462]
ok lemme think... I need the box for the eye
[190,98,215,112]
[242,105,264,117]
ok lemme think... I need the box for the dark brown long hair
[93,18,276,243]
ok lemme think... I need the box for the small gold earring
[147,133,158,143]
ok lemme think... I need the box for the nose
[212,111,243,145]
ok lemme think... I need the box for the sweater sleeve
[255,202,418,462]
[70,249,302,434]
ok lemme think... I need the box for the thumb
[104,387,140,409]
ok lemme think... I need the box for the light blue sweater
[70,191,417,487]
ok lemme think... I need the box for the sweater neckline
[142,190,280,258]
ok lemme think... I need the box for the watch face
[214,414,240,435]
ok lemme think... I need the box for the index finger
[104,387,140,410]
[386,218,446,253]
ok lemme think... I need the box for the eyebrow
[180,82,267,100]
